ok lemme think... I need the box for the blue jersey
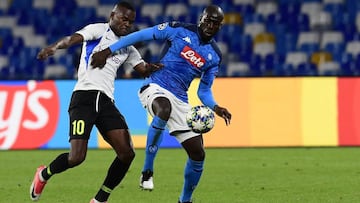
[145,22,222,103]
[109,21,222,108]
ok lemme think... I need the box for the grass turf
[1,147,360,203]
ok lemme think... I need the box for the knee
[189,149,205,161]
[128,149,136,161]
[68,153,86,167]
[157,105,171,118]
[153,97,171,120]
[118,149,135,164]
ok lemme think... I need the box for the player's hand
[214,105,232,125]
[146,62,164,73]
[37,46,56,60]
[91,48,112,69]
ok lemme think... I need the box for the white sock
[92,199,104,203]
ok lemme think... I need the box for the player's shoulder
[168,21,197,31]
[85,23,109,30]
[97,22,109,29]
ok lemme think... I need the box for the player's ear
[109,11,115,19]
[198,14,204,23]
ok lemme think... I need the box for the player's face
[198,12,223,41]
[109,6,136,36]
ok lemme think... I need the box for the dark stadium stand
[0,0,360,79]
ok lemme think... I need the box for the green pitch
[2,147,360,203]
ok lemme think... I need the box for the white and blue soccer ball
[186,105,215,133]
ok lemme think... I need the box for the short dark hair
[116,1,135,12]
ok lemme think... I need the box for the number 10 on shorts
[72,120,85,135]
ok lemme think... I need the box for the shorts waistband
[139,84,150,94]
[74,90,114,103]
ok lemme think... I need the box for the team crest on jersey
[158,23,168,30]
[180,45,205,69]
[112,55,120,64]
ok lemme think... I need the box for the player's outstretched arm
[214,105,232,125]
[37,33,83,60]
[91,27,155,68]
[198,88,232,125]
[133,62,164,78]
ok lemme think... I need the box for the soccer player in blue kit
[92,5,232,203]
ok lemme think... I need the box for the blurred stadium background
[3,2,360,201]
[2,0,360,80]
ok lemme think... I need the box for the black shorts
[68,90,128,140]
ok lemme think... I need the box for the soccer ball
[186,105,215,133]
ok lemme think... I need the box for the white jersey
[74,23,144,100]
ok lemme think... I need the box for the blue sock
[143,116,167,172]
[179,159,204,202]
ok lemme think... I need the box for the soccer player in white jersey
[29,2,161,203]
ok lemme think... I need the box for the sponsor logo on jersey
[180,46,205,68]
[158,22,168,30]
[0,80,59,149]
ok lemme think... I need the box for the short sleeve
[76,23,108,41]
[123,46,144,69]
